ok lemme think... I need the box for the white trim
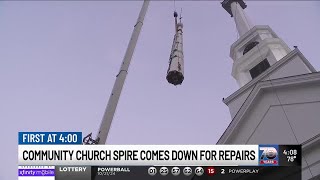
[218,72,320,144]
[230,25,279,59]
[302,133,320,151]
[223,48,316,105]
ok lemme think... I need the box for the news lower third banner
[18,132,302,179]
[18,144,301,166]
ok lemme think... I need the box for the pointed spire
[222,0,253,36]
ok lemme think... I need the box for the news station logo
[259,145,279,166]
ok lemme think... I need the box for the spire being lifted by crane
[166,10,185,86]
[83,1,183,145]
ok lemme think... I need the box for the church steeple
[222,0,292,87]
[218,3,319,179]
[222,0,253,36]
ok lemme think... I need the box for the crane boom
[84,0,150,145]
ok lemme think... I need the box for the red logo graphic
[206,167,215,176]
[260,160,278,164]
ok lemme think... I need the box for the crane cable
[179,8,183,23]
[177,8,183,72]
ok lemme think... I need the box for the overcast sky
[0,1,319,180]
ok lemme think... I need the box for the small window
[243,41,259,55]
[250,59,270,79]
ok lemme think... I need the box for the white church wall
[269,43,289,61]
[226,90,279,144]
[302,144,320,180]
[245,105,298,144]
[269,81,320,163]
[283,101,320,143]
[233,44,271,86]
[224,82,320,180]
[226,82,320,144]
[263,54,314,80]
[258,29,273,40]
[232,38,292,87]
[226,87,253,119]
[226,90,298,145]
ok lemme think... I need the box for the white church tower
[217,0,320,179]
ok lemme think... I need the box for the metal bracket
[83,133,100,145]
[134,21,143,27]
[116,70,128,77]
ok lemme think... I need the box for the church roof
[218,48,319,144]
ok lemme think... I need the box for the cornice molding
[223,48,317,105]
[218,71,320,144]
